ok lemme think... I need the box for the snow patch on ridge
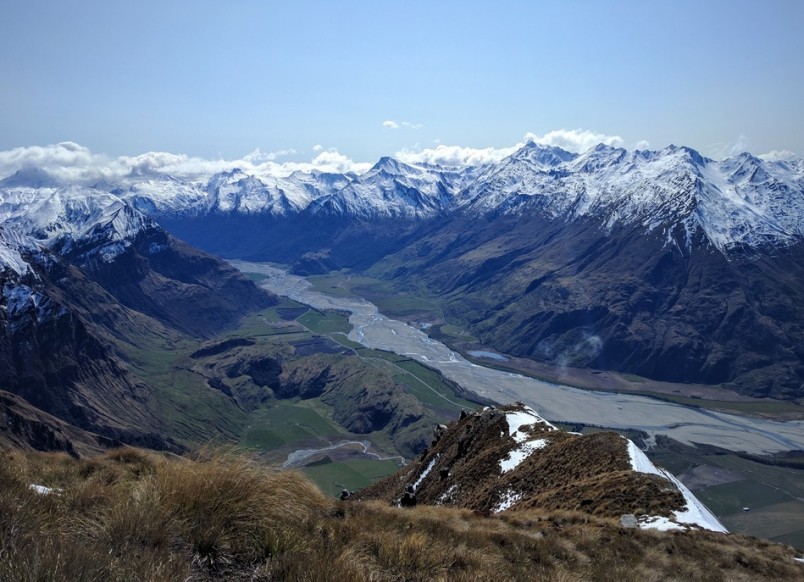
[413,454,439,491]
[500,439,548,473]
[499,406,557,474]
[626,440,727,533]
[494,488,523,512]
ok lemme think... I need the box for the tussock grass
[0,447,801,581]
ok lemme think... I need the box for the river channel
[232,261,804,456]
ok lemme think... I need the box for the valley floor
[232,261,804,550]
[237,262,804,455]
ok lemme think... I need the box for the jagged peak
[660,144,709,167]
[369,155,420,175]
[0,167,64,189]
[509,141,577,166]
[570,143,628,173]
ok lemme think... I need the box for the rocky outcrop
[354,403,727,533]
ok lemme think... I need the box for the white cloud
[705,135,752,160]
[302,149,372,174]
[0,142,112,183]
[524,129,624,153]
[758,149,799,162]
[382,120,422,130]
[0,129,670,184]
[396,143,521,167]
[634,140,652,151]
[0,142,372,183]
[242,148,296,163]
[396,128,622,167]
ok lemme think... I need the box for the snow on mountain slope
[2,142,802,252]
[111,168,347,218]
[627,439,727,533]
[308,157,468,218]
[696,152,804,250]
[205,169,300,214]
[0,178,155,266]
[460,142,804,252]
[0,227,37,275]
[109,175,208,216]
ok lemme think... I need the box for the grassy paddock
[297,309,353,334]
[243,402,345,451]
[304,458,403,497]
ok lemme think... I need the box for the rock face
[355,403,727,533]
[0,257,173,450]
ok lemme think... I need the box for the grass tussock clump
[1,447,802,581]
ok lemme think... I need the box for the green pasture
[303,458,402,498]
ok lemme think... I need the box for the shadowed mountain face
[0,187,276,453]
[369,212,804,399]
[62,227,276,337]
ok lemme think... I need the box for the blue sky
[1,0,803,167]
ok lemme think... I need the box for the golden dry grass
[0,447,802,581]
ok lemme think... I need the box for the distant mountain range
[2,143,801,572]
[92,141,803,254]
[2,141,802,400]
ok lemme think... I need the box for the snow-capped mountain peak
[0,167,64,190]
[456,142,803,252]
[2,141,801,253]
[309,156,460,219]
[0,183,155,266]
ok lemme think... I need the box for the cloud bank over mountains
[0,141,374,184]
[0,130,795,185]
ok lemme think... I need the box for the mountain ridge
[2,142,803,398]
[355,403,727,534]
[15,142,796,255]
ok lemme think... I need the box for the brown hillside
[355,404,685,519]
[1,446,802,581]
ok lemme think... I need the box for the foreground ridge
[356,403,727,534]
[1,446,801,581]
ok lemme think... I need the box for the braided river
[232,261,804,456]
